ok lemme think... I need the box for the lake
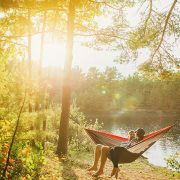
[88,110,180,167]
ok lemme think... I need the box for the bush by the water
[166,152,180,172]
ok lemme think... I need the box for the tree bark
[57,0,75,155]
[35,10,47,111]
[39,10,47,81]
[3,92,26,177]
[28,9,32,112]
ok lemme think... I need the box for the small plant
[165,152,180,172]
[0,143,16,179]
[0,141,44,179]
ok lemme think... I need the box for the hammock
[85,125,174,164]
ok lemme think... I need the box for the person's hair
[136,128,145,141]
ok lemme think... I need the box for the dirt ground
[39,151,180,180]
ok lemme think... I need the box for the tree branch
[0,39,27,48]
[88,0,121,10]
[74,32,128,40]
[1,3,67,12]
[1,30,66,38]
[152,0,177,60]
[144,0,152,33]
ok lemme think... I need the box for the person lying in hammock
[88,128,145,178]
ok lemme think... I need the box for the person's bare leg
[93,146,110,176]
[88,144,102,171]
[111,167,120,178]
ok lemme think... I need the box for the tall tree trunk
[35,10,47,111]
[28,9,32,112]
[40,11,47,148]
[57,0,75,155]
[39,10,47,81]
[3,92,26,177]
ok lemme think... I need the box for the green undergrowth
[38,149,92,180]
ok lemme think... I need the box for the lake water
[89,110,180,167]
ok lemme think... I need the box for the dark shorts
[107,148,113,161]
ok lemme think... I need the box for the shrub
[68,101,103,152]
[165,152,180,172]
[0,141,44,179]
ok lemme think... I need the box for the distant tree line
[72,67,180,114]
[3,59,179,115]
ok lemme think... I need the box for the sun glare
[32,35,66,67]
[43,43,66,67]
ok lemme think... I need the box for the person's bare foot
[92,169,103,176]
[87,166,98,171]
[111,167,120,179]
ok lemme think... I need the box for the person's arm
[126,138,138,148]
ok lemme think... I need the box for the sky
[32,37,149,76]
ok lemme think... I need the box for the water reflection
[88,111,180,167]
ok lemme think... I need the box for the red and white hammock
[85,125,174,155]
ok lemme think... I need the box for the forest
[4,63,178,114]
[0,0,180,179]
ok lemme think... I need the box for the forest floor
[38,150,180,180]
